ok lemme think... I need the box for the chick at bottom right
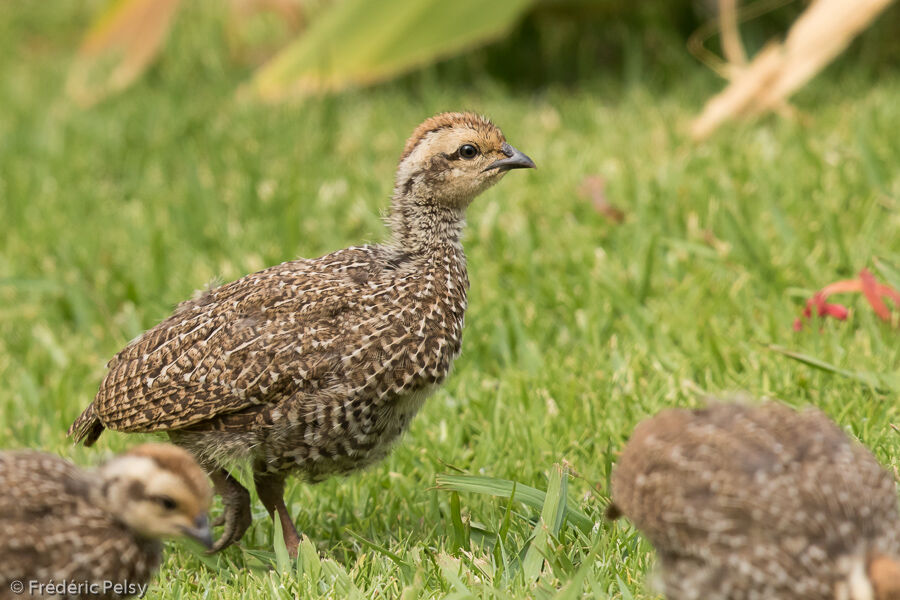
[608,400,900,600]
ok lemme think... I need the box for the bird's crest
[400,112,504,163]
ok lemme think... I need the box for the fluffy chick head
[395,112,535,208]
[97,443,213,548]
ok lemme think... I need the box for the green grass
[2,2,900,599]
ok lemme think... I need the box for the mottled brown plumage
[0,444,212,600]
[609,401,900,600]
[68,112,535,555]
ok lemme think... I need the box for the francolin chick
[0,443,212,600]
[608,401,900,600]
[69,112,535,555]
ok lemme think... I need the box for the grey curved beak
[483,142,536,172]
[182,514,213,549]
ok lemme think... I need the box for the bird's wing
[91,251,377,433]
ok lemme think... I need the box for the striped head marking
[395,112,535,208]
[98,443,214,548]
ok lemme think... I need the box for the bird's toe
[207,500,252,554]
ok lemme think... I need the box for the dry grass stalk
[692,0,896,140]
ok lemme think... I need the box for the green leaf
[616,574,635,600]
[245,0,535,101]
[344,528,411,568]
[272,514,292,573]
[552,537,604,600]
[436,553,473,598]
[522,464,566,583]
[551,556,591,600]
[498,481,517,545]
[296,534,322,582]
[321,558,364,599]
[435,473,593,534]
[767,345,900,392]
[449,491,470,552]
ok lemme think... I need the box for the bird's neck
[386,193,467,255]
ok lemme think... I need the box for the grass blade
[272,514,292,573]
[522,464,566,583]
[498,481,517,545]
[636,234,657,304]
[321,558,364,599]
[616,574,635,600]
[874,256,900,292]
[344,528,411,569]
[768,345,900,391]
[436,553,473,597]
[296,535,321,582]
[435,473,593,534]
[449,491,470,552]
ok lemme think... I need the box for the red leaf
[794,268,900,330]
[820,303,848,320]
[860,268,891,321]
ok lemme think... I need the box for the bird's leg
[253,467,301,558]
[207,467,252,553]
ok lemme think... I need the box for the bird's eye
[155,496,177,510]
[459,144,479,159]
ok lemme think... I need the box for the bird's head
[394,112,535,209]
[96,443,213,548]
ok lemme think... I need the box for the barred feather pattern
[68,111,521,492]
[611,402,900,600]
[0,452,160,600]
[72,236,467,479]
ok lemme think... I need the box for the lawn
[2,2,900,599]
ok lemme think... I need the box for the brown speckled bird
[68,112,535,555]
[0,444,212,600]
[608,401,900,600]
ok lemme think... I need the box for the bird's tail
[67,403,105,446]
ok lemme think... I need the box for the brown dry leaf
[67,0,183,107]
[578,175,625,224]
[692,0,896,140]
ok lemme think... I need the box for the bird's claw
[207,498,252,554]
[206,469,252,554]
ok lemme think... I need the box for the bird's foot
[210,513,226,528]
[276,515,302,559]
[207,468,252,554]
[254,469,302,558]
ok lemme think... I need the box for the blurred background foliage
[57,0,900,106]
